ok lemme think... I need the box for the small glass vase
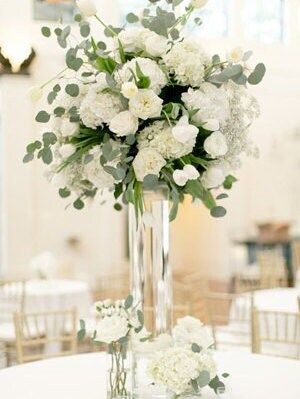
[106,343,133,399]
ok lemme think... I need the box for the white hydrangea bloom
[182,83,230,125]
[53,80,87,111]
[204,131,228,158]
[163,39,210,87]
[79,85,123,129]
[116,57,167,94]
[148,347,204,395]
[138,121,195,159]
[133,147,166,181]
[198,351,217,380]
[83,146,116,189]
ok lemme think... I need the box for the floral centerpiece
[78,295,145,399]
[25,0,265,221]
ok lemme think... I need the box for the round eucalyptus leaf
[35,111,50,123]
[65,83,79,97]
[41,26,51,37]
[210,206,227,218]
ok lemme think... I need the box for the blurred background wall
[0,0,300,283]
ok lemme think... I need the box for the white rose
[145,33,168,57]
[172,115,199,144]
[191,0,209,8]
[133,148,166,181]
[173,169,188,187]
[59,144,76,158]
[129,89,163,120]
[228,46,244,63]
[203,119,220,132]
[204,131,228,158]
[202,165,226,189]
[94,314,129,344]
[173,316,214,349]
[121,82,138,99]
[60,119,80,137]
[28,85,43,102]
[109,111,138,136]
[76,0,97,17]
[118,27,144,52]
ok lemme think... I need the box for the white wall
[0,0,300,281]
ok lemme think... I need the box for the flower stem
[94,15,118,37]
[40,67,69,89]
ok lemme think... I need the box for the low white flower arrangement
[24,0,265,221]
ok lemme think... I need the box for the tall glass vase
[129,184,173,336]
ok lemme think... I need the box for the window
[194,0,230,38]
[244,0,285,43]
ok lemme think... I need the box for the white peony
[138,121,195,159]
[145,33,168,57]
[172,115,199,144]
[79,85,123,129]
[173,316,214,350]
[116,57,167,94]
[202,165,226,189]
[182,83,230,125]
[191,0,209,8]
[203,119,220,132]
[28,85,43,102]
[76,0,97,17]
[58,143,76,158]
[129,89,163,120]
[59,118,80,137]
[109,111,138,136]
[121,82,138,99]
[163,39,210,87]
[133,148,166,182]
[148,347,203,395]
[204,131,228,158]
[94,314,129,344]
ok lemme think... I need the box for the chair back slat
[14,309,77,364]
[0,280,26,323]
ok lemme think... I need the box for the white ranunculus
[183,164,199,180]
[203,119,220,132]
[173,316,214,350]
[202,165,226,189]
[145,33,168,57]
[59,144,76,158]
[109,111,138,136]
[172,115,199,144]
[94,314,129,344]
[60,119,80,137]
[228,46,244,63]
[129,89,163,120]
[76,0,97,17]
[173,169,188,186]
[28,85,43,102]
[204,131,228,158]
[121,82,138,99]
[191,0,209,8]
[133,148,166,182]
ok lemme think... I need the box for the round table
[25,279,92,318]
[0,351,299,399]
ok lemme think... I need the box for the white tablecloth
[0,351,299,399]
[252,287,299,312]
[25,279,92,318]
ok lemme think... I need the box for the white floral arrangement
[148,316,229,397]
[25,0,265,220]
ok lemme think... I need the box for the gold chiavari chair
[257,248,288,288]
[205,292,253,350]
[0,279,26,366]
[14,308,77,364]
[234,274,263,294]
[292,240,300,283]
[252,308,300,360]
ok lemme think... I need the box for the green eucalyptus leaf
[124,294,133,309]
[248,63,266,85]
[80,22,90,38]
[59,187,71,198]
[73,198,85,210]
[65,83,79,97]
[41,147,53,164]
[223,175,237,190]
[41,26,51,37]
[191,343,202,353]
[47,91,57,105]
[23,153,34,163]
[43,132,57,146]
[197,370,211,388]
[126,13,139,23]
[35,111,50,123]
[114,203,122,211]
[54,106,65,117]
[210,206,227,218]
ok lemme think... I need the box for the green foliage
[197,370,211,388]
[248,63,266,85]
[66,48,83,71]
[59,187,71,198]
[41,26,51,37]
[77,319,86,341]
[223,175,237,190]
[114,203,122,211]
[54,106,65,117]
[65,83,79,97]
[80,21,90,38]
[126,13,139,23]
[209,375,225,394]
[35,111,50,123]
[191,343,202,353]
[124,295,133,309]
[73,198,85,210]
[210,206,227,218]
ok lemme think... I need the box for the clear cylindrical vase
[106,343,133,399]
[129,184,173,336]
